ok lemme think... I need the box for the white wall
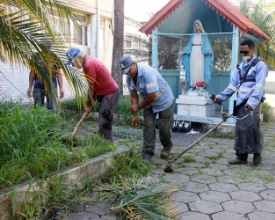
[265,70,275,108]
[0,62,75,105]
[0,62,31,104]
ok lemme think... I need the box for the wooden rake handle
[71,112,89,138]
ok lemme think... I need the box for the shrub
[60,96,86,112]
[60,95,138,116]
[262,102,273,122]
[114,95,142,117]
[0,102,113,189]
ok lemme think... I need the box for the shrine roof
[139,0,269,41]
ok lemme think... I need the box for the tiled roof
[139,0,270,40]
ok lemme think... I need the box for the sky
[230,0,274,4]
[124,0,169,21]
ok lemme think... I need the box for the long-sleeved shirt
[216,55,268,110]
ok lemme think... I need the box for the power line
[0,71,33,103]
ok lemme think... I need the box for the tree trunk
[111,0,124,92]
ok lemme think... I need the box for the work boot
[253,154,262,166]
[142,147,154,161]
[229,158,247,165]
[160,146,172,159]
[142,153,153,161]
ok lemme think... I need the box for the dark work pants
[33,86,57,111]
[46,87,58,111]
[33,87,45,107]
[143,104,174,156]
[98,89,120,142]
[235,103,263,160]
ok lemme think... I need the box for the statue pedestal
[176,90,216,117]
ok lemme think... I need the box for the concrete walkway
[64,123,275,220]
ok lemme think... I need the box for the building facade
[0,0,114,103]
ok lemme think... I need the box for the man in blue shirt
[119,55,174,160]
[213,39,268,166]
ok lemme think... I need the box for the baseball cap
[66,48,81,65]
[119,55,133,75]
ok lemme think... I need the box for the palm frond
[94,177,178,220]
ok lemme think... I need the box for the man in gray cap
[120,55,174,160]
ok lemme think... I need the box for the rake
[164,95,248,173]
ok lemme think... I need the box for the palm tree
[111,0,124,90]
[0,0,88,105]
[239,0,275,68]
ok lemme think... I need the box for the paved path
[64,123,275,220]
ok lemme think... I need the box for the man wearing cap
[119,55,174,160]
[27,41,64,110]
[66,48,120,141]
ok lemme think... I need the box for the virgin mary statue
[181,20,213,89]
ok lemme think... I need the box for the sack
[172,120,191,133]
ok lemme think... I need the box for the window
[124,35,145,50]
[52,16,70,38]
[125,40,132,49]
[49,11,88,46]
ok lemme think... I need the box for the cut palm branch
[94,177,178,220]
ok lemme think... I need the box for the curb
[0,146,129,220]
